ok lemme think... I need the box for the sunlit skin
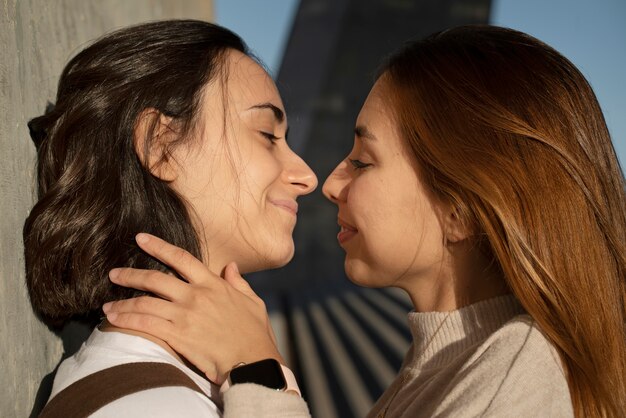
[322,76,508,312]
[102,50,317,365]
[168,50,317,274]
[102,74,508,380]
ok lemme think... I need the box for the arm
[223,384,311,418]
[103,233,282,383]
[104,234,312,417]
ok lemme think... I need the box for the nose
[322,160,350,204]
[284,151,318,196]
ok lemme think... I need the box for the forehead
[224,50,284,112]
[357,78,398,136]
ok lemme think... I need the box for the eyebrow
[248,102,285,123]
[354,125,378,141]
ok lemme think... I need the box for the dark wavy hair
[24,20,247,328]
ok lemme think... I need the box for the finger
[223,262,256,297]
[109,267,188,301]
[135,233,217,285]
[105,311,176,341]
[107,310,219,384]
[103,296,178,322]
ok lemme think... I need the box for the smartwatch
[219,358,301,396]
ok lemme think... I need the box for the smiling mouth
[270,199,298,216]
[337,219,358,244]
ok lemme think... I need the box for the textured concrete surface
[0,1,212,415]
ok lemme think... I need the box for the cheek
[351,175,421,242]
[347,177,444,282]
[240,148,282,198]
[359,208,423,271]
[346,179,411,269]
[235,149,296,265]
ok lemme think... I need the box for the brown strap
[39,362,206,418]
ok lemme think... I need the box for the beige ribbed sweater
[224,295,573,418]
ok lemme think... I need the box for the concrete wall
[0,1,212,415]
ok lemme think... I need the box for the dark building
[249,1,491,416]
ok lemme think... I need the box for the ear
[442,205,472,244]
[133,108,179,182]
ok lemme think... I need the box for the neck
[99,319,185,362]
[202,242,246,278]
[400,241,510,313]
[202,247,227,278]
[98,319,208,381]
[403,278,458,312]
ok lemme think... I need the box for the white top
[49,327,222,417]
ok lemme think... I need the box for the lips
[270,199,298,216]
[337,217,358,244]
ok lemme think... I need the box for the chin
[257,242,295,271]
[344,258,385,288]
[272,245,295,268]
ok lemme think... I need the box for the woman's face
[170,50,317,274]
[322,77,446,289]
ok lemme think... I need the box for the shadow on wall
[29,321,92,417]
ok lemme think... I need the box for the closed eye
[260,131,279,143]
[349,158,372,170]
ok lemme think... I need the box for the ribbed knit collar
[405,294,525,370]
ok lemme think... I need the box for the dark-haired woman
[25,20,316,416]
[104,25,626,417]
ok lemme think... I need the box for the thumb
[224,262,255,296]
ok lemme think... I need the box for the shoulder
[93,386,221,418]
[477,314,570,386]
[434,314,573,417]
[50,329,220,417]
[478,314,562,366]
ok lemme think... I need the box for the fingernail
[109,268,121,281]
[136,233,149,244]
[107,312,118,322]
[231,262,239,275]
[102,302,112,313]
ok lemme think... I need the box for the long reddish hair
[382,25,626,417]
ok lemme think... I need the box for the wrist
[217,350,284,383]
[219,358,301,397]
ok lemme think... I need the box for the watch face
[229,359,287,390]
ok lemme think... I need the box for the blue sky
[492,0,626,164]
[215,0,625,164]
[214,0,299,77]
